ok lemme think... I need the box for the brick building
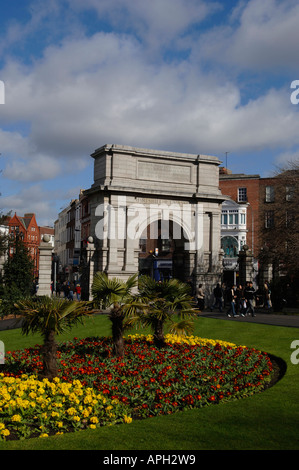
[7,213,40,276]
[219,169,260,256]
[219,166,299,286]
[6,213,54,278]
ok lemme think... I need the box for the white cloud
[1,28,299,173]
[3,155,60,182]
[1,0,299,225]
[198,0,299,72]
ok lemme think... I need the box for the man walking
[244,281,256,317]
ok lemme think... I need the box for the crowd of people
[194,280,273,318]
[51,281,81,300]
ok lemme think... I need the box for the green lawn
[0,314,298,450]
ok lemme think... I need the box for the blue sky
[0,0,299,226]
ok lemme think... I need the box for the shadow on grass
[266,354,287,390]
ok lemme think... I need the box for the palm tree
[14,296,94,380]
[137,276,197,348]
[91,272,141,357]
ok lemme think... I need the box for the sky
[0,0,299,227]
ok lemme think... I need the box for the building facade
[7,213,40,276]
[82,144,226,298]
[220,198,248,285]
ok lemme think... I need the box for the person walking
[211,283,223,312]
[244,281,256,317]
[226,285,238,318]
[196,284,205,311]
[235,284,245,317]
[75,284,81,301]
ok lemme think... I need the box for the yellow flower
[123,415,132,424]
[39,433,49,438]
[11,414,22,422]
[1,429,10,437]
[81,409,90,418]
[90,416,99,424]
[89,424,96,429]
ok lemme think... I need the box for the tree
[0,235,35,317]
[14,296,94,380]
[259,161,299,280]
[91,272,141,357]
[137,276,197,349]
[2,235,34,294]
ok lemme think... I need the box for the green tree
[137,276,197,349]
[0,236,35,316]
[2,235,34,294]
[14,296,94,380]
[91,272,141,357]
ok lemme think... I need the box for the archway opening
[138,219,189,282]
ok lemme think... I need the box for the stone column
[86,236,95,300]
[238,245,254,286]
[38,235,52,297]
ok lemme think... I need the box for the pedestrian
[211,283,223,312]
[196,284,205,311]
[69,282,75,301]
[244,281,256,317]
[235,284,245,316]
[75,284,81,301]
[56,282,61,297]
[263,281,272,310]
[63,282,70,299]
[226,285,238,318]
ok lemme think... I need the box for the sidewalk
[200,309,299,328]
[1,309,299,331]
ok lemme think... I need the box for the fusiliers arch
[84,144,226,296]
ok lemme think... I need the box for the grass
[0,314,298,450]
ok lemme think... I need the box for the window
[229,210,239,225]
[265,210,274,228]
[221,236,239,258]
[265,186,274,202]
[238,187,247,202]
[221,213,228,225]
[286,186,295,201]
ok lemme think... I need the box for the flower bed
[0,334,273,440]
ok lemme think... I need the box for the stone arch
[85,144,225,298]
[138,213,193,282]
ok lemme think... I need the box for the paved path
[1,310,299,331]
[200,310,299,328]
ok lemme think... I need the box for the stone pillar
[238,245,254,286]
[38,235,52,297]
[86,236,95,300]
